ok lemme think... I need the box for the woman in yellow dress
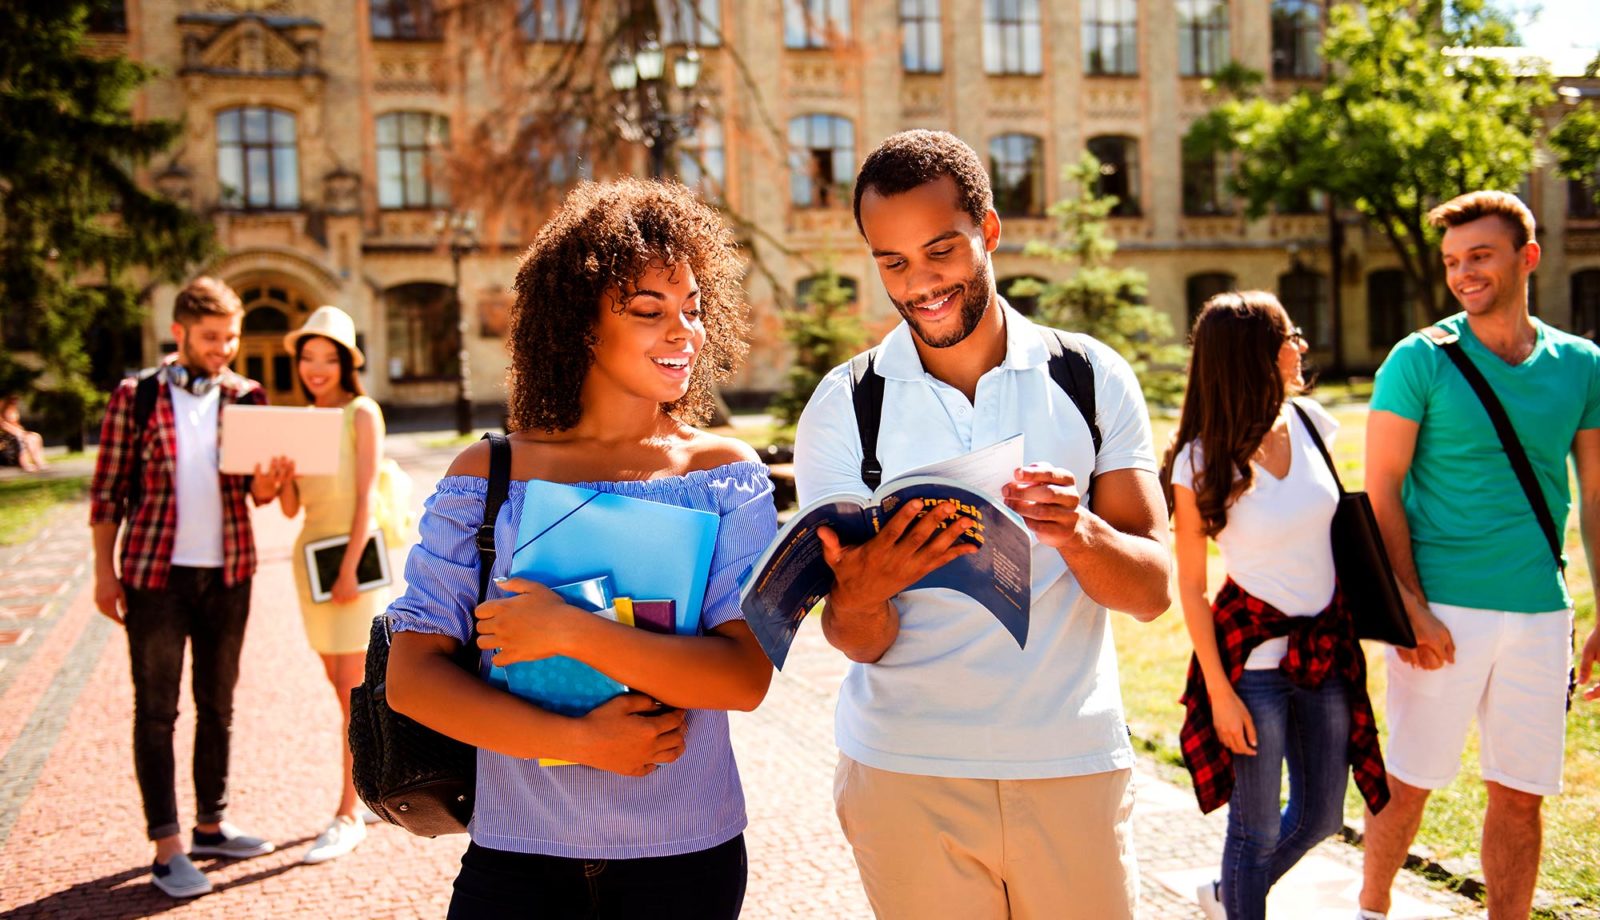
[278,306,385,864]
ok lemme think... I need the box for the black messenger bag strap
[1422,326,1565,573]
[849,349,886,491]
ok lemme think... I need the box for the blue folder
[487,576,625,717]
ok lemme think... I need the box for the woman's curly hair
[506,177,748,432]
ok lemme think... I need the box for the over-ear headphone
[162,362,222,397]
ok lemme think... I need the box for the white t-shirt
[168,384,225,568]
[793,305,1158,779]
[1172,399,1339,669]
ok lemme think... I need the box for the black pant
[448,835,747,920]
[123,566,252,840]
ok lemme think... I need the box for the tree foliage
[1185,0,1578,320]
[1019,154,1187,407]
[0,0,212,438]
[769,265,866,427]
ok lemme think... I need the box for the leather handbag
[348,432,511,837]
[1291,401,1417,648]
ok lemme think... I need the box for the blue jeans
[1221,668,1351,920]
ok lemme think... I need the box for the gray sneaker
[151,853,212,898]
[190,821,276,859]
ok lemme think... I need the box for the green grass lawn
[1127,405,1600,910]
[0,475,90,545]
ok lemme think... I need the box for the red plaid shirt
[89,360,265,591]
[1179,578,1390,816]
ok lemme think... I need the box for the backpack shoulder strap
[1421,325,1564,572]
[126,369,163,517]
[848,349,885,491]
[477,432,512,605]
[1040,328,1102,457]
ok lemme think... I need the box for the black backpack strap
[478,432,512,604]
[1041,328,1101,457]
[1289,399,1346,496]
[849,349,885,491]
[1422,326,1564,572]
[126,369,162,518]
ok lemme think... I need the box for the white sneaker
[151,853,212,898]
[1196,879,1226,920]
[1357,911,1388,920]
[302,816,366,864]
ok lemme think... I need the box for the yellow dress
[291,395,387,655]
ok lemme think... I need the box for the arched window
[1000,276,1047,317]
[989,134,1045,217]
[371,0,438,40]
[1083,0,1137,76]
[519,0,582,42]
[385,282,459,380]
[1279,267,1329,348]
[785,0,851,49]
[983,0,1042,75]
[795,273,860,306]
[1272,0,1323,79]
[1573,270,1600,337]
[901,0,943,73]
[1182,148,1231,215]
[1087,135,1141,217]
[376,112,450,209]
[1366,269,1413,352]
[216,107,299,210]
[789,114,855,209]
[1185,272,1235,328]
[1178,0,1229,77]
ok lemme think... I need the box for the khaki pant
[833,755,1137,920]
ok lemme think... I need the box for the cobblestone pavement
[0,432,1483,918]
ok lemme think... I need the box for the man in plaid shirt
[90,277,293,899]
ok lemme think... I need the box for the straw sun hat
[283,305,365,368]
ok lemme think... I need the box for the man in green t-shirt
[1358,191,1600,920]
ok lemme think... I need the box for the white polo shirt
[793,304,1157,779]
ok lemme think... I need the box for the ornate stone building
[90,0,1600,408]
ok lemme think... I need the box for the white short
[1384,603,1574,796]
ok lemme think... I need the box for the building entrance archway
[232,279,316,405]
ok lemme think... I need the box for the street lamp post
[608,37,704,178]
[435,210,479,435]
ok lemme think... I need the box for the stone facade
[96,0,1600,406]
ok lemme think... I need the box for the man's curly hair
[507,177,748,432]
[852,130,993,235]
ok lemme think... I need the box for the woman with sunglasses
[1160,292,1386,919]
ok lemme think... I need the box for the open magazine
[739,436,1032,670]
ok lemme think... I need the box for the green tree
[0,1,212,442]
[1018,154,1187,407]
[769,265,867,427]
[1185,0,1582,320]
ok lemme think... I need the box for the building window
[86,3,127,33]
[517,0,582,42]
[785,0,850,49]
[1367,269,1413,352]
[1283,186,1329,214]
[789,114,854,209]
[678,118,726,198]
[1573,270,1600,337]
[1083,0,1137,76]
[1182,149,1231,215]
[1185,272,1235,328]
[1279,267,1330,347]
[1272,0,1323,79]
[385,282,459,380]
[984,0,1042,75]
[796,274,860,305]
[1000,276,1047,316]
[657,0,720,45]
[989,134,1045,217]
[1571,173,1600,221]
[543,119,592,186]
[1178,0,1229,77]
[901,0,943,73]
[376,112,450,210]
[216,107,299,210]
[371,0,439,40]
[1087,135,1140,217]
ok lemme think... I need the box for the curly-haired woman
[385,178,776,919]
[1161,292,1387,920]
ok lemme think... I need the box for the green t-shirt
[1370,313,1600,612]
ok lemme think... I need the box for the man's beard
[892,260,993,349]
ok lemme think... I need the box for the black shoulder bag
[349,432,511,837]
[1290,400,1417,648]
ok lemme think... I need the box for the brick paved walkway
[0,433,1482,918]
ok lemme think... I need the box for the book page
[887,433,1023,502]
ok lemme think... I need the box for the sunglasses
[1286,326,1308,346]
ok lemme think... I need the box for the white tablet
[220,405,342,476]
[304,532,393,603]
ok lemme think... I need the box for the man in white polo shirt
[793,130,1172,918]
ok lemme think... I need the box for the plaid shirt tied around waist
[89,362,264,591]
[1179,578,1390,816]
